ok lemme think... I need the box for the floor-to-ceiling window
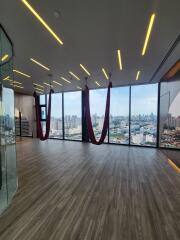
[49,93,63,139]
[130,84,158,147]
[64,91,82,140]
[90,88,108,142]
[110,87,129,144]
[36,83,161,147]
[159,80,180,149]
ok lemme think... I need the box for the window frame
[36,81,179,151]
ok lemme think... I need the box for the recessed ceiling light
[44,82,53,87]
[33,83,44,88]
[61,77,71,83]
[102,68,109,80]
[117,49,122,70]
[3,76,10,80]
[53,80,63,86]
[13,69,31,78]
[136,70,141,80]
[95,81,101,87]
[142,13,156,56]
[76,86,82,90]
[30,58,50,71]
[1,54,9,62]
[69,71,80,80]
[21,0,63,45]
[80,64,91,76]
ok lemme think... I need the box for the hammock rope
[33,89,54,141]
[84,82,112,145]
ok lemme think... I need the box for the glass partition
[0,86,17,215]
[0,25,17,215]
[15,95,34,137]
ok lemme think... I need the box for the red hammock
[33,89,54,141]
[84,82,112,145]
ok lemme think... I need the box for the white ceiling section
[0,0,180,94]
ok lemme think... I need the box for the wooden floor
[0,139,179,240]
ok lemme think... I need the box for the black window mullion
[156,82,161,148]
[129,86,131,146]
[62,92,65,140]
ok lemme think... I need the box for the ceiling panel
[0,0,180,94]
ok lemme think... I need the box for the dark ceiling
[0,0,180,94]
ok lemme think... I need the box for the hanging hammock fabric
[84,82,112,145]
[33,89,54,141]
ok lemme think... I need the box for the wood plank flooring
[0,139,179,240]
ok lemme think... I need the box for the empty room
[0,0,180,239]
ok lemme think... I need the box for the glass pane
[64,91,82,140]
[90,88,108,142]
[159,80,180,149]
[0,28,13,66]
[40,95,45,105]
[14,95,34,137]
[110,87,129,144]
[130,84,158,147]
[41,107,46,120]
[49,93,63,139]
[0,87,17,214]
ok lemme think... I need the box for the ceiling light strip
[3,76,10,80]
[13,85,24,89]
[30,58,50,71]
[142,13,156,56]
[76,86,82,90]
[13,81,22,84]
[80,64,91,76]
[36,91,44,95]
[1,54,9,62]
[136,70,141,80]
[33,83,44,88]
[61,77,71,83]
[95,81,101,87]
[44,82,53,87]
[13,69,31,78]
[53,80,63,86]
[102,68,109,80]
[21,0,63,45]
[69,71,80,80]
[117,49,122,70]
[34,87,44,92]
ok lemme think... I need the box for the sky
[49,84,158,118]
[131,84,158,115]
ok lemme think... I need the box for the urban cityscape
[159,82,180,149]
[0,114,15,145]
[49,113,157,146]
[160,113,180,149]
